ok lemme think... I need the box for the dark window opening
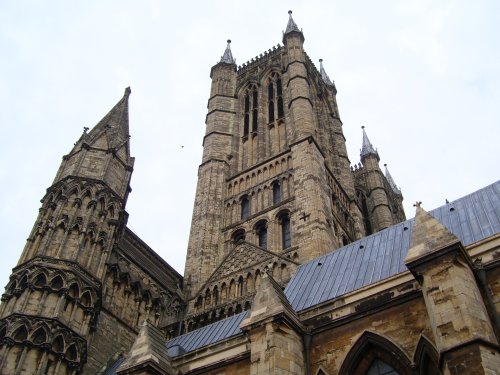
[280,213,291,249]
[256,222,268,249]
[232,229,246,244]
[241,196,250,219]
[273,182,281,205]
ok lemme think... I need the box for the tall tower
[0,89,134,374]
[180,12,401,332]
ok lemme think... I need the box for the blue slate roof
[285,180,500,311]
[163,180,500,357]
[166,311,248,357]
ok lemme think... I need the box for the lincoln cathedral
[1,11,499,375]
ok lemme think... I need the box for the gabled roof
[166,311,248,357]
[285,180,500,311]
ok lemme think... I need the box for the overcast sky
[1,1,499,290]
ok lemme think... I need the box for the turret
[356,126,395,232]
[283,11,315,140]
[184,41,237,297]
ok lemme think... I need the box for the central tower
[180,12,405,332]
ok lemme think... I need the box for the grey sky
[1,1,499,290]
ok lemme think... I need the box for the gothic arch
[338,331,413,375]
[414,335,441,375]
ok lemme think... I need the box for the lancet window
[268,72,284,123]
[243,84,258,138]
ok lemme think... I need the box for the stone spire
[360,126,379,160]
[283,10,304,44]
[285,10,300,34]
[84,86,131,149]
[319,59,334,86]
[220,39,236,64]
[384,164,402,195]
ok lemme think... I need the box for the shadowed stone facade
[2,10,498,375]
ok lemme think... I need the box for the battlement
[237,44,283,74]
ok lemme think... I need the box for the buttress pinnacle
[384,164,402,195]
[284,10,300,34]
[319,59,334,86]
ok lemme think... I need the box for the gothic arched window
[241,195,250,219]
[243,85,258,138]
[255,221,268,249]
[268,73,284,123]
[279,212,291,249]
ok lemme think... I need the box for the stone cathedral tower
[180,11,405,333]
[0,89,183,374]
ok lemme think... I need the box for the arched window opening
[51,275,64,290]
[53,335,64,353]
[256,221,268,249]
[241,195,250,219]
[268,73,284,122]
[32,328,47,345]
[66,344,78,361]
[34,273,47,287]
[273,182,281,205]
[13,325,28,342]
[68,283,80,299]
[232,229,246,244]
[81,291,92,307]
[339,331,412,375]
[243,85,258,137]
[279,212,291,249]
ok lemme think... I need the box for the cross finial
[413,201,422,208]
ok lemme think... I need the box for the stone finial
[285,10,301,34]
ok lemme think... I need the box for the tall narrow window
[256,221,268,249]
[241,195,250,219]
[280,212,291,249]
[268,73,284,123]
[272,182,281,205]
[243,85,258,137]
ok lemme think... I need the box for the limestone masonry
[1,11,499,375]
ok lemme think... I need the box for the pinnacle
[384,164,402,195]
[285,10,301,34]
[220,39,236,64]
[360,126,379,160]
[319,58,334,86]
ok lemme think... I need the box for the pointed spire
[117,320,174,374]
[285,10,300,34]
[384,164,402,195]
[220,39,236,64]
[283,10,304,44]
[405,204,460,265]
[86,87,131,149]
[319,59,334,86]
[360,126,379,160]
